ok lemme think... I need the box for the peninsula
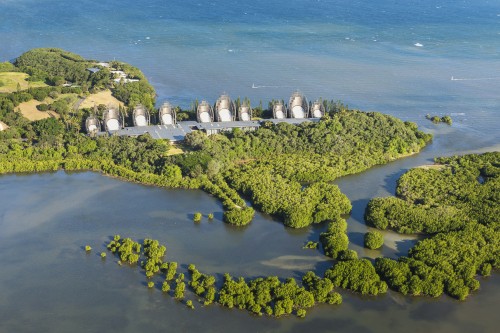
[1,48,497,318]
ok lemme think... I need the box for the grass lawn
[0,72,47,93]
[167,143,188,156]
[17,93,78,121]
[78,90,123,109]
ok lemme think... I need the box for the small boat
[159,102,176,125]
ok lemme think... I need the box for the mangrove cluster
[365,152,500,300]
[425,114,452,125]
[178,111,431,227]
[102,235,344,318]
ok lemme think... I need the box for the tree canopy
[366,153,500,300]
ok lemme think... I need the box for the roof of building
[87,67,101,74]
[99,118,320,141]
[195,120,262,130]
[109,124,194,141]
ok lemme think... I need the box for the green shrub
[364,231,384,249]
[480,263,492,277]
[320,217,349,259]
[441,115,452,125]
[223,207,254,226]
[303,241,318,249]
[36,103,49,111]
[174,281,185,299]
[162,281,171,292]
[338,249,358,261]
[325,259,387,295]
[193,212,202,222]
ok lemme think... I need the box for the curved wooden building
[159,102,176,125]
[85,116,100,134]
[215,94,235,122]
[197,100,214,123]
[288,91,308,119]
[133,104,150,127]
[310,100,325,118]
[273,101,287,119]
[238,101,252,121]
[103,106,124,131]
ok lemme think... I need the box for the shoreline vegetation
[366,153,500,300]
[425,114,452,125]
[1,48,497,317]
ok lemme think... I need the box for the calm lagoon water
[0,0,499,331]
[0,168,498,333]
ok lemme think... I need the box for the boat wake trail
[451,76,500,81]
[252,83,295,89]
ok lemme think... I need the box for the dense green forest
[178,111,431,227]
[366,153,500,300]
[8,48,156,112]
[15,48,92,85]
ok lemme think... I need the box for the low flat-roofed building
[100,117,319,141]
[87,67,101,74]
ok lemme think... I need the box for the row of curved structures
[85,92,325,134]
[86,104,151,134]
[84,105,128,134]
[273,92,325,119]
[196,95,253,123]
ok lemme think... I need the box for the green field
[0,72,47,93]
